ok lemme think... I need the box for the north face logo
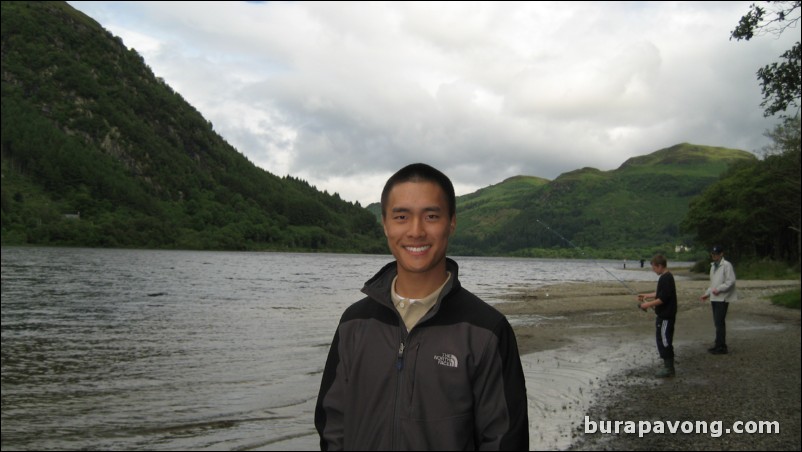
[434,353,458,368]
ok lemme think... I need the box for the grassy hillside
[455,176,550,235]
[0,1,385,252]
[450,143,755,257]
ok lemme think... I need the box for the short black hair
[381,163,456,219]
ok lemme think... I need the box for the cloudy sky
[68,1,796,206]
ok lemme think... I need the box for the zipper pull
[396,341,405,371]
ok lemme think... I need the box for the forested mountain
[450,143,755,256]
[1,1,385,252]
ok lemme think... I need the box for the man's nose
[407,217,425,237]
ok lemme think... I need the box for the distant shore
[495,274,801,450]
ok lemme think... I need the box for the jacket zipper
[396,341,405,370]
[392,331,407,450]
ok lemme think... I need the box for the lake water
[1,247,671,450]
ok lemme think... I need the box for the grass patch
[737,260,800,280]
[770,289,801,309]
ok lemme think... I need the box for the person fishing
[637,254,677,378]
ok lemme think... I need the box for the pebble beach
[495,271,801,450]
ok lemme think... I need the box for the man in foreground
[315,163,529,450]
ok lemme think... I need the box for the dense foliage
[719,2,802,269]
[681,117,801,266]
[0,2,385,253]
[731,1,801,117]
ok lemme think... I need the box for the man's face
[711,252,723,263]
[382,181,455,278]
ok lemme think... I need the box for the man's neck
[395,267,449,299]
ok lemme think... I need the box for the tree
[731,1,801,117]
[681,118,801,266]
[762,116,801,266]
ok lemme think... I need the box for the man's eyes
[392,214,440,221]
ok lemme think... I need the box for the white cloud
[68,1,797,206]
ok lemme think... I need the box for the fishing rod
[534,219,648,311]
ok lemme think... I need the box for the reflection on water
[1,247,676,450]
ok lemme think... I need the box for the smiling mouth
[405,245,431,253]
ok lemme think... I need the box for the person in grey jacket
[315,163,529,451]
[699,245,737,354]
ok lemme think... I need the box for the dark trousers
[711,302,729,348]
[655,316,675,360]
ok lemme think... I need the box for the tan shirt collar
[391,272,451,331]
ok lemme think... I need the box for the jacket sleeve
[705,265,714,297]
[315,328,346,451]
[472,319,529,451]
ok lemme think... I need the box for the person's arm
[315,328,346,451]
[637,292,659,310]
[640,298,664,310]
[473,319,529,450]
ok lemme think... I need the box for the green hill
[450,143,755,256]
[0,1,384,252]
[455,175,550,233]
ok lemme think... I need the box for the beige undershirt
[391,273,451,332]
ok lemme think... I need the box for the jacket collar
[362,258,461,309]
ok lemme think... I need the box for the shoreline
[495,276,801,450]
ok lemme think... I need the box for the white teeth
[406,246,430,252]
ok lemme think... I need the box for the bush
[690,259,710,273]
[770,289,801,309]
[737,260,800,280]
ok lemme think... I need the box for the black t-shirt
[654,271,677,319]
